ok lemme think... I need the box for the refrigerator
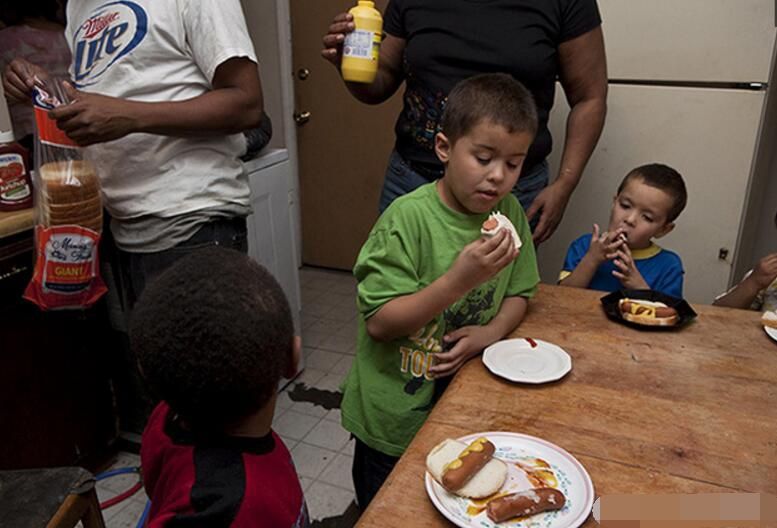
[538,0,777,303]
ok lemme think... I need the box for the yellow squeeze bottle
[341,0,383,83]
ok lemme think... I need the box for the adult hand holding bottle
[320,0,607,239]
[321,5,405,104]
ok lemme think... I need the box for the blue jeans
[378,150,549,231]
[352,437,400,510]
[115,216,248,312]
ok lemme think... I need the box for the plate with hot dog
[425,432,594,527]
[482,339,572,384]
[600,289,697,330]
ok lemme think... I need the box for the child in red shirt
[131,247,308,527]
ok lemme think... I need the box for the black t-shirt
[384,0,601,174]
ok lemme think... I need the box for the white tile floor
[96,266,360,527]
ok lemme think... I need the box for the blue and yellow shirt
[560,233,684,298]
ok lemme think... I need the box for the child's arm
[713,253,777,309]
[366,229,518,342]
[429,296,529,378]
[48,58,263,146]
[560,224,625,288]
[610,244,650,290]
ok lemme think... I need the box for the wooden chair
[0,467,105,528]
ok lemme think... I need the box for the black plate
[600,289,697,330]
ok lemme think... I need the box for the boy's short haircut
[618,163,688,222]
[130,247,293,432]
[441,73,538,144]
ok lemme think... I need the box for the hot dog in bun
[618,298,678,327]
[426,437,507,499]
[481,212,521,251]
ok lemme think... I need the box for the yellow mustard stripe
[630,303,656,317]
[558,270,572,282]
[631,243,661,260]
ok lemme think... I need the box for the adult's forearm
[712,276,761,309]
[555,97,606,190]
[132,88,263,136]
[343,65,402,104]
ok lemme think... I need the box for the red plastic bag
[23,78,106,310]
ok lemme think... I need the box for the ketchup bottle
[0,127,33,211]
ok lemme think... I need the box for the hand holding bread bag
[23,78,107,310]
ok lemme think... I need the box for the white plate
[765,325,777,342]
[482,339,572,383]
[425,431,595,528]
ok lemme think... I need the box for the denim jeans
[378,150,550,232]
[115,216,248,312]
[352,437,400,510]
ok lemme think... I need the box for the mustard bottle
[341,0,383,83]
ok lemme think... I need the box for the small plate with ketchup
[482,338,571,384]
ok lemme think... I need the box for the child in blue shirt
[559,163,687,298]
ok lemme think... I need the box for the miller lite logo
[73,1,148,87]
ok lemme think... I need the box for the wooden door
[290,0,402,270]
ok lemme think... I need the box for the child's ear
[434,132,451,164]
[654,221,675,239]
[285,336,301,379]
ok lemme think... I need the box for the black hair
[618,163,688,222]
[440,73,538,144]
[130,247,293,432]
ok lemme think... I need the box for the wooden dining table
[356,284,777,527]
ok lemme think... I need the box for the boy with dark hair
[132,247,308,527]
[340,73,541,508]
[559,163,687,297]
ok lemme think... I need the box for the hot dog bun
[763,310,777,329]
[481,212,521,250]
[619,298,678,327]
[426,438,507,499]
[486,487,566,523]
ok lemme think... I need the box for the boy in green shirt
[340,73,541,509]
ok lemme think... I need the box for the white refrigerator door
[600,0,775,82]
[540,84,765,303]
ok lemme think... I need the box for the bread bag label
[33,86,79,149]
[23,225,106,309]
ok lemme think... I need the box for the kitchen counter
[0,207,34,239]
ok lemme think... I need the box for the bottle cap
[0,129,15,144]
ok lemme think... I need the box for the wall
[0,82,11,134]
[241,0,286,149]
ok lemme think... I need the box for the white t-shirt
[65,0,257,251]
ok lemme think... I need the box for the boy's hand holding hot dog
[366,228,522,348]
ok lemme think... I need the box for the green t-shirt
[340,182,540,457]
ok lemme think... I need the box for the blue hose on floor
[137,500,151,528]
[95,465,149,525]
[95,466,139,480]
